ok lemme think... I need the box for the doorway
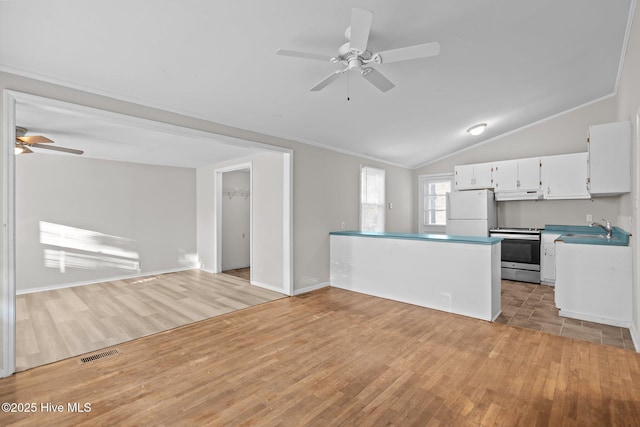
[1,90,293,377]
[221,167,251,280]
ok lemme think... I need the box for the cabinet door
[492,160,517,192]
[541,153,589,199]
[454,164,476,190]
[588,121,630,195]
[540,233,560,284]
[454,163,493,190]
[516,158,541,191]
[473,162,493,188]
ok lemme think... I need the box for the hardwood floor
[16,269,284,371]
[2,287,640,426]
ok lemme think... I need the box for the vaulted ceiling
[0,1,634,168]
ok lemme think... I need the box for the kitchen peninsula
[330,231,502,321]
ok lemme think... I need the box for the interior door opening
[221,168,251,281]
[2,91,293,378]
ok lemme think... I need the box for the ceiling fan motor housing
[336,42,372,71]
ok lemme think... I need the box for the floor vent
[79,348,120,364]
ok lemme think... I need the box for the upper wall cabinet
[588,121,631,196]
[492,157,542,200]
[454,162,493,190]
[541,152,590,200]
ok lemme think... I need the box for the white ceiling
[0,1,634,168]
[14,98,267,168]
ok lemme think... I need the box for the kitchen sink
[563,233,610,239]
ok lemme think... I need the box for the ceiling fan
[15,126,84,155]
[277,8,440,92]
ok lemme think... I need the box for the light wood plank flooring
[2,287,640,426]
[16,269,284,371]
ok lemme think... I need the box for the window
[418,173,453,233]
[360,166,385,232]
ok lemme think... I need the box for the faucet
[590,218,613,238]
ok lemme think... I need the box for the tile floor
[496,280,635,351]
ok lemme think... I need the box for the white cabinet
[492,160,517,191]
[454,162,493,190]
[555,241,632,327]
[588,121,631,196]
[492,157,541,199]
[540,153,590,200]
[540,233,561,285]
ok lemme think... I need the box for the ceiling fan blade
[375,42,440,64]
[16,135,54,144]
[310,68,346,91]
[361,68,395,92]
[31,143,84,155]
[349,8,373,53]
[276,49,332,62]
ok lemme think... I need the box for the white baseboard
[559,310,632,328]
[16,267,195,295]
[250,280,288,295]
[293,281,329,295]
[630,323,640,352]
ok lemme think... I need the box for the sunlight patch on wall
[178,251,200,268]
[40,221,140,273]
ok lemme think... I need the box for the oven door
[499,237,540,270]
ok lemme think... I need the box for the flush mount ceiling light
[467,123,487,136]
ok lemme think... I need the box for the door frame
[215,163,253,277]
[1,90,293,378]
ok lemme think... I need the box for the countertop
[543,224,630,246]
[330,231,502,245]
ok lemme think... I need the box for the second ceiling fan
[277,8,440,92]
[15,126,84,155]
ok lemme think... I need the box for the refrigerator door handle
[445,192,451,220]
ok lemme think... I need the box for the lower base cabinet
[555,242,631,327]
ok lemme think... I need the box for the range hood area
[494,189,543,201]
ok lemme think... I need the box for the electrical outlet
[586,214,593,222]
[341,221,346,230]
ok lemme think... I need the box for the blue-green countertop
[543,224,630,246]
[330,231,502,245]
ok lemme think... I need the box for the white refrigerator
[446,189,497,237]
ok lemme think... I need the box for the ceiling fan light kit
[15,144,33,155]
[277,8,440,93]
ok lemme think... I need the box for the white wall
[221,170,250,270]
[197,151,287,292]
[615,2,640,346]
[414,96,622,228]
[292,142,415,291]
[15,153,196,292]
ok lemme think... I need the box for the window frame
[360,165,386,232]
[418,173,453,234]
